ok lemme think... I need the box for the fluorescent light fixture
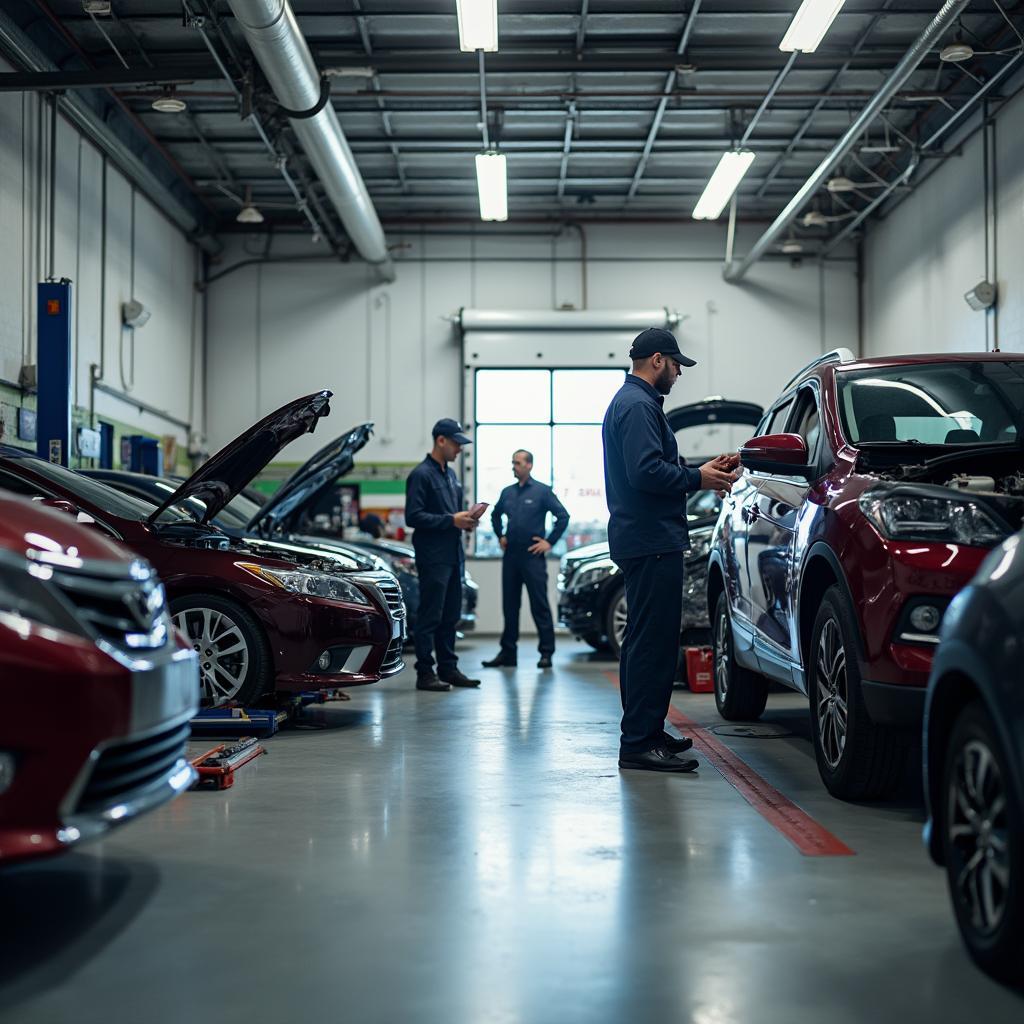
[780,0,846,53]
[457,0,498,52]
[475,152,508,221]
[692,150,755,221]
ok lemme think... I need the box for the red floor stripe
[604,671,855,857]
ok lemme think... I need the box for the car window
[0,470,42,497]
[763,399,793,437]
[837,360,1024,445]
[790,389,821,454]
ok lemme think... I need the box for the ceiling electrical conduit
[723,0,971,284]
[226,0,395,282]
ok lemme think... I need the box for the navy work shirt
[602,374,703,561]
[405,454,464,566]
[491,478,570,555]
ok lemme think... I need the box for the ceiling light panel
[692,151,755,221]
[475,152,508,221]
[780,0,847,53]
[457,0,498,52]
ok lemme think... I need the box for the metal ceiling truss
[1,0,1020,262]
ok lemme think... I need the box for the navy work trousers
[414,561,463,677]
[499,551,555,657]
[616,551,684,754]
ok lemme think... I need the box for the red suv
[707,351,1024,799]
[0,492,197,862]
[0,393,405,707]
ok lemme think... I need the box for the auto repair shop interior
[2,1,1024,1021]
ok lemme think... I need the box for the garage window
[473,368,624,556]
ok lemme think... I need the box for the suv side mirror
[740,433,813,478]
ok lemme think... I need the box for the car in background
[0,491,197,863]
[0,393,405,708]
[708,350,1024,800]
[558,397,763,657]
[85,422,477,640]
[923,529,1024,982]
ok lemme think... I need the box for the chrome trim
[898,632,941,646]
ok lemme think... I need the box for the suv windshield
[24,460,194,525]
[837,361,1024,446]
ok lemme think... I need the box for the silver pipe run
[226,0,395,282]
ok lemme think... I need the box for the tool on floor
[684,646,715,692]
[190,736,266,790]
[189,705,286,738]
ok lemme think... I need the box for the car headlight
[570,559,618,591]
[858,491,1005,546]
[237,562,371,605]
[0,558,87,636]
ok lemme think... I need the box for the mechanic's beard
[655,363,676,395]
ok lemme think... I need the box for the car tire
[809,586,905,800]
[606,582,628,660]
[170,594,273,707]
[712,592,768,721]
[940,701,1023,982]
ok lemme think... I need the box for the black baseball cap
[432,418,472,444]
[628,327,696,367]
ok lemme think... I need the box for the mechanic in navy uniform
[482,450,570,670]
[603,328,739,772]
[404,419,482,692]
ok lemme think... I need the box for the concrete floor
[2,638,1022,1023]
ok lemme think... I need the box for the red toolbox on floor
[685,646,714,692]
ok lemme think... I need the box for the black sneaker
[618,746,699,773]
[416,673,452,692]
[537,656,553,669]
[440,669,481,688]
[482,653,517,668]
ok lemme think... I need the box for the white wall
[207,221,859,634]
[862,82,1024,357]
[0,79,203,450]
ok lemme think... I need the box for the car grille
[75,720,191,814]
[380,636,405,675]
[354,572,406,620]
[49,562,169,653]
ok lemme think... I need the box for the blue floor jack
[189,689,352,738]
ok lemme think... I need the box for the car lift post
[36,279,73,466]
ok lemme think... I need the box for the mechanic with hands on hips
[483,449,570,670]
[602,328,740,773]
[404,418,483,692]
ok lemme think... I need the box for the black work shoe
[662,731,694,754]
[482,653,517,668]
[416,673,451,692]
[440,669,481,688]
[618,746,699,773]
[537,656,553,669]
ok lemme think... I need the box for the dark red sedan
[0,492,198,863]
[708,351,1024,799]
[0,392,405,707]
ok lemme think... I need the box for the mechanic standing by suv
[603,329,738,773]
[405,419,482,692]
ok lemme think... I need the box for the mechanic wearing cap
[482,449,570,670]
[603,328,739,772]
[405,418,483,692]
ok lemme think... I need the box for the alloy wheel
[611,592,628,651]
[815,618,848,770]
[947,738,1011,936]
[714,603,729,701]
[174,606,251,704]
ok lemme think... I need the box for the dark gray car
[924,529,1024,982]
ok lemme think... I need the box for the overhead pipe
[226,0,395,282]
[724,0,971,283]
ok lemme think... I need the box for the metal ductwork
[724,0,971,283]
[226,0,395,282]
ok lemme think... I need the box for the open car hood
[246,422,373,537]
[666,397,764,434]
[147,391,332,526]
